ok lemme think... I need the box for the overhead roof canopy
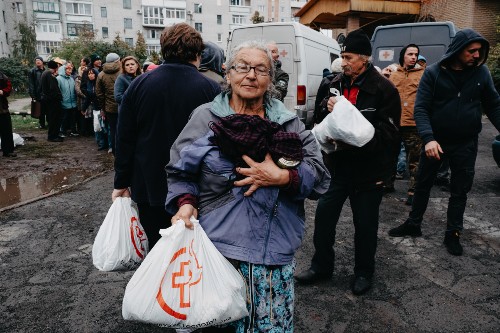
[295,0,421,30]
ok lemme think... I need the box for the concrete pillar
[346,14,360,33]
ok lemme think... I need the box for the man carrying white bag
[122,217,248,329]
[312,87,375,153]
[92,197,148,271]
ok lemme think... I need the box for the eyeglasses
[230,63,270,76]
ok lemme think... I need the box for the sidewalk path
[8,97,32,116]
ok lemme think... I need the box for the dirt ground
[3,123,114,181]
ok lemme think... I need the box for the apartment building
[2,0,300,60]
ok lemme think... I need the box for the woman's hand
[111,188,131,201]
[234,154,289,196]
[171,204,198,229]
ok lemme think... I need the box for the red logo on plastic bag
[130,216,147,259]
[156,239,203,320]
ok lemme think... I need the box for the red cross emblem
[279,49,288,58]
[156,239,203,320]
[130,216,147,259]
[382,51,391,59]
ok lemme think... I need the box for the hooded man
[198,41,225,86]
[96,52,121,154]
[385,44,425,204]
[388,29,500,256]
[295,29,401,296]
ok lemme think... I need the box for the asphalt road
[1,118,499,333]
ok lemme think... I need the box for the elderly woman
[165,41,330,332]
[114,55,142,105]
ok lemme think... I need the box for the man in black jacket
[28,56,46,128]
[112,23,221,247]
[40,60,63,142]
[388,29,500,256]
[295,29,401,295]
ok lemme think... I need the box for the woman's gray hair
[223,40,279,104]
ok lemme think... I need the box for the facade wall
[418,0,498,43]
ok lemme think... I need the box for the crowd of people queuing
[2,20,499,332]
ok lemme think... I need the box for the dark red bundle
[209,114,303,167]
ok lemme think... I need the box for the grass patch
[18,139,65,158]
[11,115,39,132]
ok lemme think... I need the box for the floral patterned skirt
[228,261,295,333]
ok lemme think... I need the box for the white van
[227,22,341,127]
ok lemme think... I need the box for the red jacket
[0,72,12,113]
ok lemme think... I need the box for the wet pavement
[0,118,499,332]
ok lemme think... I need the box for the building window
[123,0,132,10]
[217,15,222,24]
[125,38,134,47]
[232,15,245,25]
[124,18,132,29]
[36,40,61,55]
[146,45,161,54]
[195,23,202,32]
[194,3,202,14]
[33,1,60,13]
[102,27,108,38]
[258,5,265,12]
[36,20,61,34]
[101,7,107,18]
[164,8,185,19]
[67,23,92,36]
[217,33,222,42]
[66,3,91,15]
[146,29,160,39]
[230,0,243,6]
[15,2,23,13]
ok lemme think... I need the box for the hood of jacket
[440,28,489,67]
[210,92,296,125]
[102,61,121,74]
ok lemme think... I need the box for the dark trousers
[60,107,77,134]
[39,101,48,127]
[137,202,173,248]
[407,139,477,231]
[105,112,118,154]
[0,113,15,155]
[311,178,383,278]
[46,101,62,140]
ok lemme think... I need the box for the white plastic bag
[93,110,101,132]
[92,197,148,271]
[122,217,248,329]
[312,89,375,152]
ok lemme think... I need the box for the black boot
[444,230,463,256]
[388,221,422,237]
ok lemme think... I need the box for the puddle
[0,169,93,209]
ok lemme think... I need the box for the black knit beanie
[341,29,372,56]
[47,60,58,69]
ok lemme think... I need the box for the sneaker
[395,172,404,180]
[59,133,66,138]
[444,231,463,256]
[108,148,113,154]
[388,221,422,237]
[48,137,63,142]
[70,132,79,137]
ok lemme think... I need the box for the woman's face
[124,60,138,75]
[88,70,96,81]
[226,48,271,103]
